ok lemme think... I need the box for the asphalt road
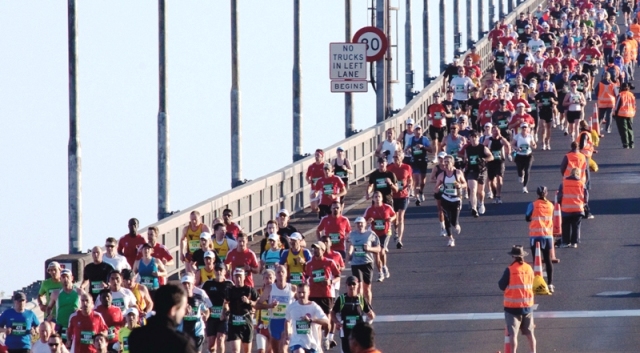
[274,86,640,352]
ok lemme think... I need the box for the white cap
[354,216,366,223]
[414,125,422,130]
[181,275,195,283]
[233,268,245,276]
[289,232,303,241]
[268,233,279,241]
[278,209,290,217]
[437,151,447,158]
[48,261,61,269]
[61,269,72,276]
[516,102,526,107]
[124,307,139,316]
[520,122,529,128]
[204,251,216,259]
[199,232,211,241]
[406,118,415,125]
[484,122,494,128]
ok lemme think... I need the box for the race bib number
[290,272,303,285]
[373,220,385,230]
[336,171,346,177]
[265,263,277,271]
[469,155,479,165]
[232,315,246,326]
[81,331,94,345]
[520,144,530,153]
[273,303,287,318]
[91,281,104,294]
[112,298,125,311]
[499,120,508,129]
[329,233,340,244]
[188,240,200,253]
[353,245,366,257]
[412,146,423,155]
[455,84,465,92]
[492,150,501,159]
[346,315,359,329]
[123,337,129,351]
[323,184,334,195]
[11,322,26,336]
[434,112,444,120]
[140,276,155,290]
[108,326,116,340]
[396,180,403,191]
[444,182,456,195]
[312,269,326,283]
[296,320,311,334]
[184,305,200,321]
[210,306,223,319]
[312,177,321,185]
[542,98,550,106]
[375,178,387,189]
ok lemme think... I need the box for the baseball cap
[180,275,195,283]
[289,232,303,241]
[124,307,139,316]
[520,122,529,128]
[414,125,422,130]
[61,269,72,276]
[354,216,366,223]
[311,242,326,252]
[525,24,531,28]
[233,268,245,276]
[437,151,447,158]
[13,292,26,301]
[516,102,526,107]
[214,262,226,270]
[204,251,216,259]
[406,118,414,125]
[199,232,211,241]
[278,208,290,217]
[346,276,359,285]
[268,233,279,241]
[48,261,61,269]
[484,122,493,128]
[336,146,345,152]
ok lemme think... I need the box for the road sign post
[329,42,367,93]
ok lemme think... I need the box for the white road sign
[329,43,367,80]
[330,80,368,93]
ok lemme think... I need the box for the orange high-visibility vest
[575,131,594,158]
[564,151,587,183]
[617,91,636,118]
[597,82,616,108]
[529,199,554,237]
[504,262,534,308]
[561,178,585,214]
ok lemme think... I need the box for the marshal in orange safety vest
[615,90,637,118]
[575,123,594,158]
[596,81,617,108]
[501,246,534,309]
[528,199,554,237]
[562,147,587,182]
[560,177,585,214]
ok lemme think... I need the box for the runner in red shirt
[94,290,124,347]
[478,88,496,127]
[363,192,396,283]
[223,233,259,287]
[427,92,448,159]
[543,50,560,70]
[306,149,326,214]
[135,226,173,285]
[511,85,531,108]
[509,103,536,131]
[490,89,515,113]
[498,35,517,50]
[463,56,482,80]
[488,23,505,49]
[601,29,617,62]
[117,218,146,268]
[561,51,579,73]
[222,209,243,239]
[313,164,347,219]
[67,293,108,353]
[387,150,412,249]
[518,60,535,80]
[316,201,351,257]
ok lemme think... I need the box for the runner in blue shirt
[0,292,40,352]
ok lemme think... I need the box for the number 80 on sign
[352,26,389,62]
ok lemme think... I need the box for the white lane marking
[374,309,640,322]
[596,277,634,281]
[595,291,633,296]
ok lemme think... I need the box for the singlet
[56,289,80,330]
[568,92,582,111]
[269,283,295,321]
[465,144,487,173]
[199,267,216,283]
[138,258,159,291]
[213,238,231,261]
[186,224,204,254]
[434,165,445,179]
[441,172,461,202]
[285,250,306,285]
[514,134,534,156]
[445,135,465,160]
[131,284,145,312]
[332,158,349,183]
[409,136,429,162]
[261,249,282,271]
[118,326,135,353]
[489,137,505,161]
[402,130,413,149]
[380,140,397,164]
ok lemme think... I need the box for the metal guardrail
[133,0,548,279]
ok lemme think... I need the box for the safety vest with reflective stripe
[563,151,587,183]
[616,91,636,118]
[597,82,616,108]
[575,131,594,158]
[561,178,585,213]
[529,199,554,237]
[504,262,534,309]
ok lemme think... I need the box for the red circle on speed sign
[352,26,388,62]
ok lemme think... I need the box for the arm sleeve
[498,268,510,291]
[525,203,534,222]
[279,251,289,265]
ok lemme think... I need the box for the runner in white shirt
[103,237,131,272]
[95,270,137,313]
[527,31,546,53]
[449,67,476,108]
[285,283,330,353]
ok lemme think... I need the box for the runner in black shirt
[366,158,398,206]
[330,276,374,353]
[201,263,234,352]
[225,269,258,352]
[81,246,115,301]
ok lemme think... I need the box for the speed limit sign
[352,26,388,62]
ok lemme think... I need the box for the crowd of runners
[1,1,638,353]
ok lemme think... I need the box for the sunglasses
[105,244,115,248]
[49,343,60,347]
[347,282,358,286]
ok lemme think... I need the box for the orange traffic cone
[591,103,601,136]
[533,242,551,295]
[504,327,512,353]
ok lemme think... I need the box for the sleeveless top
[489,137,505,161]
[568,92,582,111]
[212,238,231,261]
[402,130,413,148]
[186,224,204,254]
[138,258,159,290]
[333,158,349,184]
[380,140,397,164]
[269,283,295,321]
[441,171,461,202]
[199,267,216,283]
[56,289,80,329]
[514,134,534,156]
[445,135,465,160]
[261,249,282,271]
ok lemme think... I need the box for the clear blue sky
[0,0,503,296]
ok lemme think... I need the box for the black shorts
[393,197,409,212]
[318,204,331,219]
[351,263,374,285]
[539,110,553,123]
[378,234,391,250]
[410,161,428,175]
[206,317,228,337]
[487,160,505,179]
[623,5,632,14]
[566,111,582,123]
[429,125,447,142]
[582,63,595,76]
[227,317,253,343]
[309,297,334,315]
[464,170,487,184]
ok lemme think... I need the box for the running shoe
[518,176,524,184]
[587,214,595,219]
[454,224,461,235]
[548,284,555,293]
[542,144,547,150]
[415,199,421,206]
[377,272,385,282]
[478,203,486,215]
[471,208,479,218]
[487,190,494,199]
[393,234,399,243]
[323,338,330,351]
[493,198,499,204]
[447,238,455,247]
[383,266,390,279]
[572,243,578,248]
[561,243,571,248]
[330,340,338,349]
[396,241,403,249]
[497,197,503,204]
[419,193,425,202]
[607,127,611,133]
[522,186,528,193]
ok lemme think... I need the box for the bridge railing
[139,0,547,279]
